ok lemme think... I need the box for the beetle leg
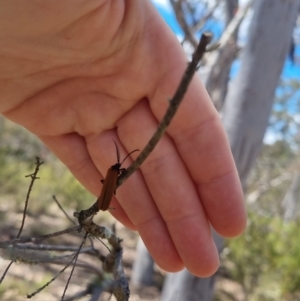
[119,168,127,176]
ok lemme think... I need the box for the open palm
[0,0,246,277]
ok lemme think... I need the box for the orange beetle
[96,141,139,211]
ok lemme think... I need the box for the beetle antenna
[112,140,120,164]
[120,149,139,166]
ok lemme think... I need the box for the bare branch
[117,33,212,188]
[0,262,13,284]
[27,233,88,299]
[52,195,96,250]
[205,0,253,70]
[53,195,76,225]
[192,1,220,35]
[62,232,88,300]
[0,157,43,284]
[0,226,80,248]
[3,249,103,276]
[19,157,44,238]
[74,211,129,301]
[171,0,199,48]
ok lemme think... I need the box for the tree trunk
[222,0,300,186]
[160,1,300,301]
[131,237,155,286]
[160,270,215,301]
[282,173,300,222]
[160,230,223,301]
[204,1,251,111]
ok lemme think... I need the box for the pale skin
[0,0,247,277]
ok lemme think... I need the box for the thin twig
[74,211,129,301]
[52,195,96,250]
[53,195,76,225]
[0,157,43,284]
[0,226,80,247]
[170,0,199,48]
[62,232,88,300]
[5,244,93,252]
[0,262,13,284]
[18,157,44,238]
[191,1,220,34]
[1,247,103,275]
[117,33,212,187]
[26,233,87,299]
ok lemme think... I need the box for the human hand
[0,0,246,277]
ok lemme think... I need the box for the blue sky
[152,0,300,143]
[152,0,300,80]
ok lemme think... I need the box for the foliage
[223,211,300,301]
[221,78,300,300]
[246,140,300,218]
[221,78,300,301]
[0,116,94,214]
